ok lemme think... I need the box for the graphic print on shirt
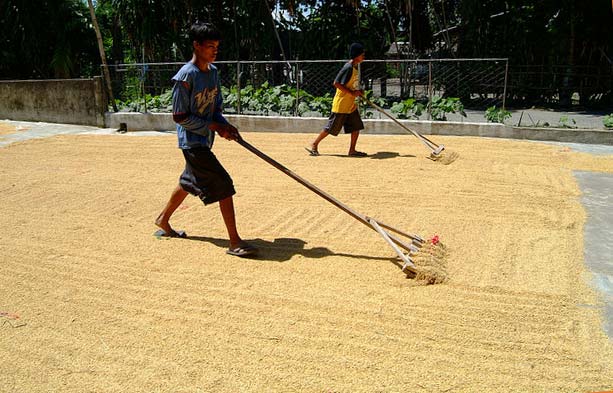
[194,86,218,115]
[351,67,360,90]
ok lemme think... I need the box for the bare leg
[155,184,188,234]
[348,130,360,154]
[219,195,242,249]
[311,130,329,151]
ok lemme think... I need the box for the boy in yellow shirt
[306,43,367,157]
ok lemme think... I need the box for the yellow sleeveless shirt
[331,62,359,114]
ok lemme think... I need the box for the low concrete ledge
[104,112,174,132]
[506,126,613,145]
[104,112,613,145]
[408,120,612,145]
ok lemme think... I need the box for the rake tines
[368,217,423,275]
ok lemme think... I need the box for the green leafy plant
[558,115,576,128]
[224,82,322,116]
[221,85,240,112]
[359,90,388,119]
[112,75,143,111]
[114,88,173,113]
[390,98,425,119]
[484,106,512,123]
[385,65,400,78]
[114,83,372,118]
[603,114,613,129]
[146,89,173,112]
[307,93,333,116]
[428,97,466,121]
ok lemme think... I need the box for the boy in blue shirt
[155,22,256,257]
[306,43,367,157]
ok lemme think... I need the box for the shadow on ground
[186,235,401,265]
[369,151,416,160]
[316,151,416,160]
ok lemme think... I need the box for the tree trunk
[87,0,118,112]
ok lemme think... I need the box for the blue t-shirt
[171,62,228,149]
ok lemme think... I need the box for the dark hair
[189,22,222,43]
[349,42,365,59]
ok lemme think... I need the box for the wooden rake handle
[361,97,442,152]
[235,137,421,273]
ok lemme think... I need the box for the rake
[236,136,424,276]
[361,97,449,161]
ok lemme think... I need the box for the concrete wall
[0,77,105,127]
[104,112,613,145]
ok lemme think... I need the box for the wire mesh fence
[105,58,509,122]
[360,59,508,121]
[507,64,613,107]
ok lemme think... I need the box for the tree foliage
[2,0,613,106]
[457,0,613,68]
[1,0,99,79]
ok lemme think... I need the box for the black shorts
[179,146,236,205]
[323,110,364,136]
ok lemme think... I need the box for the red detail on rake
[429,235,440,245]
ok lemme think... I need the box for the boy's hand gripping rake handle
[236,136,423,274]
[361,97,445,156]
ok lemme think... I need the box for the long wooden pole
[237,138,369,225]
[362,97,442,153]
[236,137,421,273]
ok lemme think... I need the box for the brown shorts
[323,110,364,136]
[179,146,236,205]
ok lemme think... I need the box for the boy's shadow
[323,152,416,160]
[369,151,416,160]
[187,235,401,266]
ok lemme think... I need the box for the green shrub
[484,106,512,123]
[114,83,374,118]
[223,82,322,116]
[114,88,173,113]
[428,97,466,121]
[386,65,400,78]
[390,98,424,119]
[221,85,240,111]
[558,115,576,128]
[603,114,613,129]
[307,93,333,116]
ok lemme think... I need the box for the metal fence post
[141,62,148,113]
[236,61,241,114]
[295,62,300,116]
[502,59,509,110]
[427,61,433,120]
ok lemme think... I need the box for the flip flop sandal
[348,151,367,157]
[304,147,320,156]
[226,244,258,257]
[154,229,187,238]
